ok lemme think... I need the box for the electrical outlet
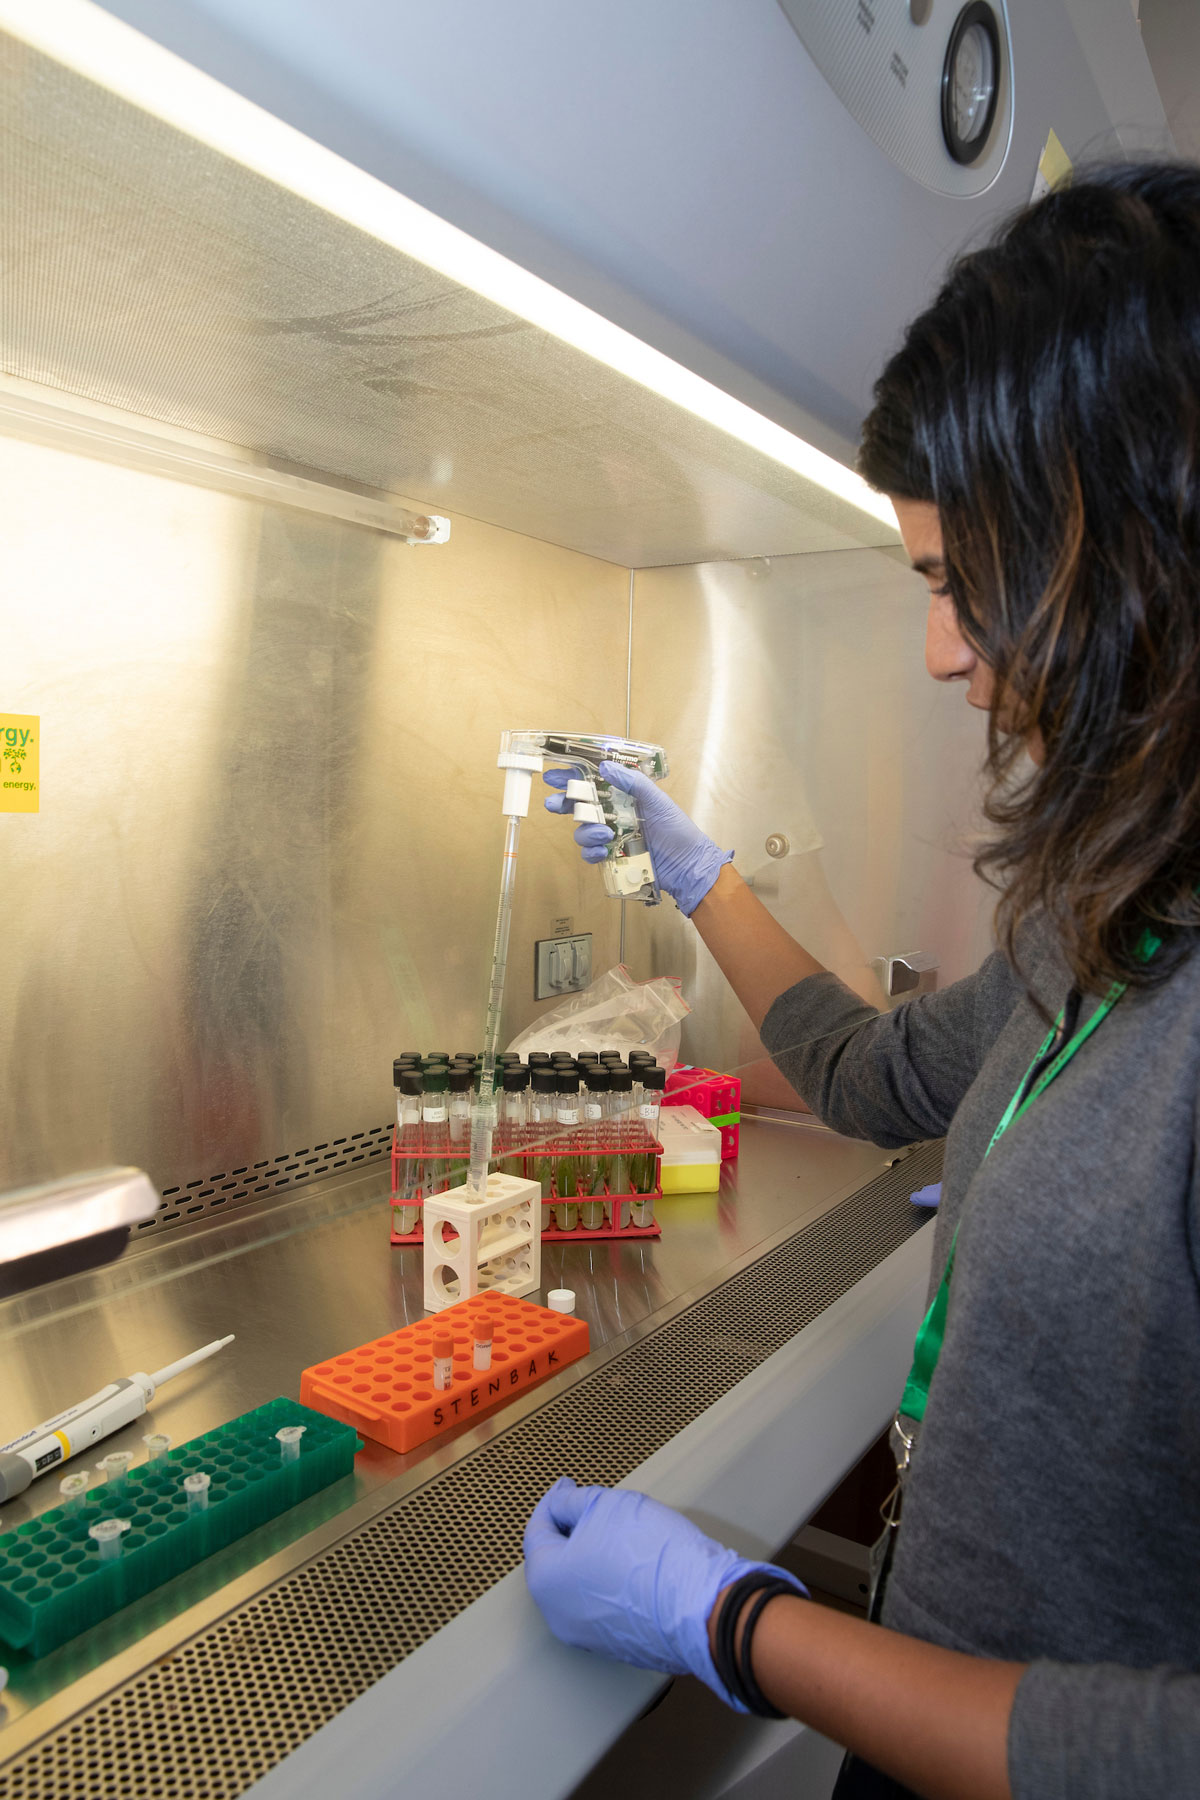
[534,933,592,1001]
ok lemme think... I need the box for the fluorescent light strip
[0,0,897,533]
[0,386,451,542]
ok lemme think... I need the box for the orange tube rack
[299,1293,590,1455]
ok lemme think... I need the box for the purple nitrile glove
[910,1182,942,1209]
[543,762,732,916]
[523,1478,805,1710]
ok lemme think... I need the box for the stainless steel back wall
[0,431,629,1205]
[625,551,995,1098]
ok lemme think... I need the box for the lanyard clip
[890,1412,918,1482]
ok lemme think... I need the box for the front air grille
[136,1125,393,1237]
[0,1142,941,1799]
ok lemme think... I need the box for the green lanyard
[898,930,1161,1426]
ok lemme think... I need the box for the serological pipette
[0,1334,235,1502]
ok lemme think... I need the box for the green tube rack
[0,1398,360,1658]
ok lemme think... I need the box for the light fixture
[0,383,451,542]
[0,0,897,536]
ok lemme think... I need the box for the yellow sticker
[1031,128,1073,204]
[1,713,39,813]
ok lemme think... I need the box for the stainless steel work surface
[0,1118,931,1789]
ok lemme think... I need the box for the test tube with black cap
[631,1064,665,1224]
[421,1065,450,1196]
[394,1069,423,1233]
[581,1065,611,1227]
[530,1067,558,1229]
[554,1069,582,1229]
[447,1066,474,1187]
[608,1065,634,1226]
[499,1064,529,1176]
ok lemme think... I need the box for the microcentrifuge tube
[472,1314,494,1372]
[433,1333,454,1391]
[275,1425,307,1464]
[59,1471,90,1514]
[142,1432,171,1465]
[97,1450,135,1500]
[89,1518,131,1561]
[183,1471,211,1514]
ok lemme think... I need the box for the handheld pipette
[465,731,670,1195]
[0,1334,235,1502]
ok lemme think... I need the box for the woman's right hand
[543,760,732,915]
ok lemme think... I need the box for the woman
[523,162,1200,1800]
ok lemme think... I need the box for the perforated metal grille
[0,1143,941,1799]
[136,1125,393,1237]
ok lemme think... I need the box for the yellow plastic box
[657,1105,722,1193]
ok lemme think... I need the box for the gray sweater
[760,918,1200,1800]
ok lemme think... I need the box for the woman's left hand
[522,1477,796,1706]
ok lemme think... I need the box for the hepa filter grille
[0,1142,941,1800]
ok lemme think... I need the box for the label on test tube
[433,1335,454,1390]
[585,1103,603,1122]
[423,1104,448,1123]
[639,1104,656,1121]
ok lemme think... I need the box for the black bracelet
[712,1573,801,1717]
[737,1582,796,1718]
[713,1572,764,1707]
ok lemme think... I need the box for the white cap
[88,1518,130,1543]
[547,1288,576,1314]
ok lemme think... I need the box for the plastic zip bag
[508,965,690,1070]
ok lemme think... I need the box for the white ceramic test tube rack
[422,1171,541,1313]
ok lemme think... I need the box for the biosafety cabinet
[0,4,1167,1797]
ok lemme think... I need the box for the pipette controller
[464,731,671,1193]
[0,1335,235,1502]
[497,732,670,904]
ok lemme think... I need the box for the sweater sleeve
[1009,1660,1200,1799]
[758,952,1021,1149]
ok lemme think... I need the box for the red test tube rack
[664,1066,741,1159]
[389,1123,663,1245]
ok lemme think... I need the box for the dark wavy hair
[859,161,1200,996]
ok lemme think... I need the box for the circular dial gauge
[942,3,1001,165]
